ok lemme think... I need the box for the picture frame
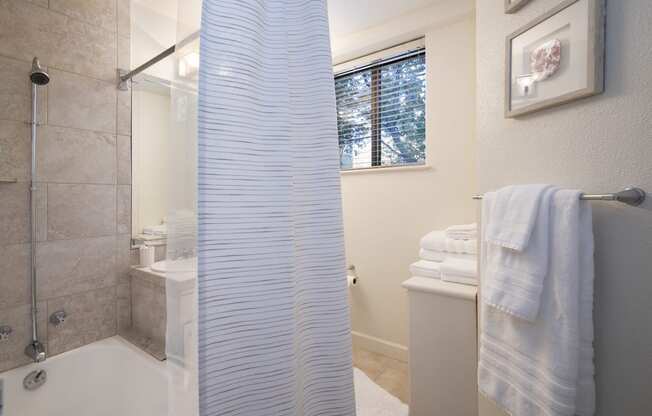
[505,0,605,118]
[505,0,533,14]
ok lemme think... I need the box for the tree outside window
[335,52,426,170]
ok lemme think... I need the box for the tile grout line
[41,282,119,305]
[16,0,120,37]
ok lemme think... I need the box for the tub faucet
[25,340,46,363]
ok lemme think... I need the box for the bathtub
[0,336,173,416]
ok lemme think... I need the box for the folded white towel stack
[418,248,446,262]
[420,231,477,255]
[410,225,479,286]
[419,249,475,263]
[409,260,442,279]
[479,186,595,416]
[445,223,477,240]
[440,257,477,286]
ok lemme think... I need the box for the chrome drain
[23,370,47,391]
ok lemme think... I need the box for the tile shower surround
[0,0,135,372]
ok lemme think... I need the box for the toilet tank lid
[402,277,477,301]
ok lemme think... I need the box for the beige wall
[333,3,477,352]
[0,0,132,372]
[476,0,652,414]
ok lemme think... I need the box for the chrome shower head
[30,57,50,86]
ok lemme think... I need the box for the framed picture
[505,0,605,118]
[505,0,532,14]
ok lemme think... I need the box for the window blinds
[335,47,426,170]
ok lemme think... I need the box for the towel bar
[472,187,646,207]
[0,177,18,183]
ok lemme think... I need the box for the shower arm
[117,30,199,90]
[118,44,176,90]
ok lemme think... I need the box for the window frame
[334,39,427,172]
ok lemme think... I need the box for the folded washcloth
[409,260,442,279]
[445,223,477,240]
[419,248,476,263]
[440,257,478,286]
[420,231,477,254]
[479,188,595,416]
[485,184,551,251]
[482,186,554,321]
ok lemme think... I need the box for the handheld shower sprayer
[25,57,49,364]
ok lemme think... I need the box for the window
[335,42,426,170]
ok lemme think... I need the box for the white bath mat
[354,367,409,416]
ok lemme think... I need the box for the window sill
[340,164,432,175]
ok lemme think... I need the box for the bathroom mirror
[131,76,171,249]
[130,35,199,260]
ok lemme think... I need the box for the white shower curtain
[197,1,355,415]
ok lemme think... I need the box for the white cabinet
[403,277,478,416]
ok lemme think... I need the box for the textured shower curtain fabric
[197,1,356,415]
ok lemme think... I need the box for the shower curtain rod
[118,31,200,90]
[472,187,646,207]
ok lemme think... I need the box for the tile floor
[353,346,409,404]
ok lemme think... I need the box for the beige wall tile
[0,182,30,245]
[23,0,48,7]
[0,120,30,182]
[118,34,130,70]
[117,296,131,332]
[49,0,116,33]
[117,89,131,135]
[0,55,47,123]
[0,243,30,310]
[117,134,131,184]
[48,69,116,134]
[0,0,132,362]
[36,236,117,300]
[117,0,130,39]
[37,125,116,184]
[47,183,116,240]
[34,182,47,242]
[46,286,117,356]
[0,302,47,373]
[118,325,165,360]
[130,277,165,344]
[117,185,131,234]
[115,234,133,282]
[130,266,165,289]
[0,0,116,81]
[117,281,130,299]
[116,30,131,136]
[116,280,131,331]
